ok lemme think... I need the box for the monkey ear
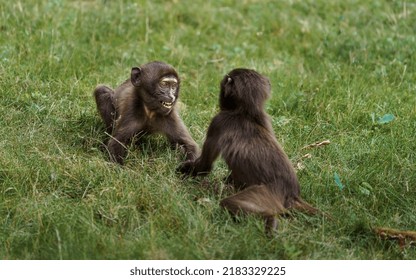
[223,76,233,97]
[131,67,142,87]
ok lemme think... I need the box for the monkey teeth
[161,101,174,109]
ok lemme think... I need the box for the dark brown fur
[178,68,318,235]
[94,61,199,164]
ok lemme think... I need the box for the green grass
[1,0,415,259]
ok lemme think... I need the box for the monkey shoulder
[206,113,230,136]
[114,81,145,109]
[114,80,133,96]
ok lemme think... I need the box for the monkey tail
[219,184,287,235]
[291,197,332,220]
[291,197,319,214]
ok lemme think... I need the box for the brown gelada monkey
[178,68,319,235]
[94,61,199,164]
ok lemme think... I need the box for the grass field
[1,0,415,259]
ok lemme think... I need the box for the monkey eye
[160,77,178,88]
[160,81,178,89]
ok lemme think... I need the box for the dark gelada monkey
[179,68,318,234]
[94,61,199,164]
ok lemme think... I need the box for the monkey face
[139,75,179,115]
[131,62,180,115]
[156,75,179,109]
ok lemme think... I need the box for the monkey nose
[169,94,176,103]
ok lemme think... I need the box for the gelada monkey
[94,61,199,164]
[178,68,318,235]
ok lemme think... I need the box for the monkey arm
[178,120,221,176]
[194,137,220,174]
[160,113,200,161]
[107,119,144,164]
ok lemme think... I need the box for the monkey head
[131,61,180,115]
[219,68,271,115]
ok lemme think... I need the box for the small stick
[374,227,416,248]
[302,140,331,149]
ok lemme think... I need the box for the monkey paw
[176,160,196,177]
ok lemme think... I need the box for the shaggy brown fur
[94,61,198,164]
[179,68,317,235]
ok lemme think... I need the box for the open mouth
[161,101,174,109]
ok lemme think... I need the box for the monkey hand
[177,160,198,177]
